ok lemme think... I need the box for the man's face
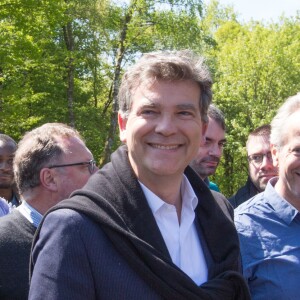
[0,141,16,189]
[247,135,278,192]
[190,117,226,179]
[52,136,97,201]
[118,80,206,185]
[272,110,300,205]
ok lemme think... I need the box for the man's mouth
[259,174,276,180]
[150,144,180,150]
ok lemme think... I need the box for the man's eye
[292,148,300,155]
[252,155,263,161]
[178,111,193,117]
[141,110,156,115]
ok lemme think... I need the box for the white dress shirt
[140,175,208,285]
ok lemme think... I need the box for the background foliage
[1,0,300,197]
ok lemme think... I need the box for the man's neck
[140,174,183,212]
[275,178,300,211]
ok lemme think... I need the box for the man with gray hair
[235,92,300,300]
[29,51,249,299]
[0,123,97,299]
[190,104,226,192]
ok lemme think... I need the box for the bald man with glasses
[229,125,278,208]
[0,123,97,300]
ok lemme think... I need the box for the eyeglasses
[48,159,96,174]
[247,152,272,165]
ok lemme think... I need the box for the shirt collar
[18,201,43,228]
[8,194,20,208]
[265,177,299,225]
[139,174,198,215]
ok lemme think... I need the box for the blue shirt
[235,177,300,300]
[204,178,220,192]
[0,197,10,217]
[18,201,43,228]
[208,181,220,192]
[8,194,20,209]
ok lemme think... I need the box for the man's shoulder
[0,209,35,239]
[210,190,234,220]
[234,192,270,232]
[229,180,257,208]
[44,207,90,224]
[0,209,22,228]
[210,190,229,203]
[41,207,101,236]
[235,192,266,213]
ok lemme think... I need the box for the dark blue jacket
[228,177,259,209]
[30,146,250,300]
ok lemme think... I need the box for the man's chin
[257,182,268,192]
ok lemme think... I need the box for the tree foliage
[1,0,300,195]
[208,14,300,196]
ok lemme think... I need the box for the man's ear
[118,112,127,143]
[271,144,279,167]
[39,168,58,192]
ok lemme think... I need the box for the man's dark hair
[208,104,226,131]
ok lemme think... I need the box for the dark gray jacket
[30,145,250,300]
[229,177,259,209]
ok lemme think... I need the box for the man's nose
[208,144,222,157]
[0,160,13,170]
[260,154,273,169]
[155,115,177,136]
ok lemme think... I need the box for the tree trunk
[63,21,75,128]
[100,1,137,165]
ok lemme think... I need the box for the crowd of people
[0,50,299,300]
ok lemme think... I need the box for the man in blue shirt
[235,92,300,300]
[0,123,97,300]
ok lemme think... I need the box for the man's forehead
[132,81,201,109]
[205,118,225,139]
[0,141,16,154]
[284,112,300,143]
[247,135,270,153]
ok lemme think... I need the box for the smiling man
[29,51,250,300]
[190,104,226,192]
[235,92,300,300]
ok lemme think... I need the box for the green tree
[1,0,208,163]
[208,15,300,196]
